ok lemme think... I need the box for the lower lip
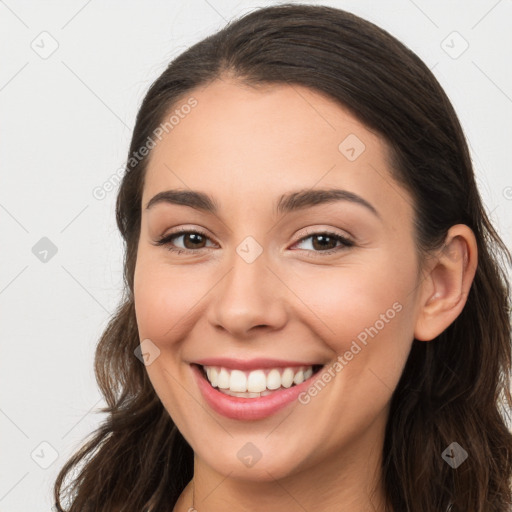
[191,364,321,421]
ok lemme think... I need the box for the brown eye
[180,232,207,249]
[292,231,354,256]
[154,228,215,253]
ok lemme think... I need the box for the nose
[206,246,288,339]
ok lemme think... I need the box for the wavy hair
[53,4,512,511]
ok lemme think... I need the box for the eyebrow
[145,188,380,219]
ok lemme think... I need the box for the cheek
[291,263,411,344]
[287,254,417,396]
[286,268,415,451]
[133,257,206,431]
[133,257,205,343]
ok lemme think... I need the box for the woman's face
[134,79,425,482]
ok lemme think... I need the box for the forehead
[142,79,413,227]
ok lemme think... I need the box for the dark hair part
[53,4,512,511]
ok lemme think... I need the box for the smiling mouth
[195,363,324,398]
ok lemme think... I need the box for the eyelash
[153,227,354,257]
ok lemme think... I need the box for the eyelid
[294,226,354,244]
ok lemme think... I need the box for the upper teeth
[204,365,314,393]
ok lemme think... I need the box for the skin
[133,78,478,511]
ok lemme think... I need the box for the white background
[1,0,511,510]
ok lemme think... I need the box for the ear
[414,224,478,342]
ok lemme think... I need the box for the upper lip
[192,357,325,371]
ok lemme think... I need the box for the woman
[53,4,512,511]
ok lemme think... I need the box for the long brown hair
[53,4,512,511]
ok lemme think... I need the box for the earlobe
[414,224,478,342]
